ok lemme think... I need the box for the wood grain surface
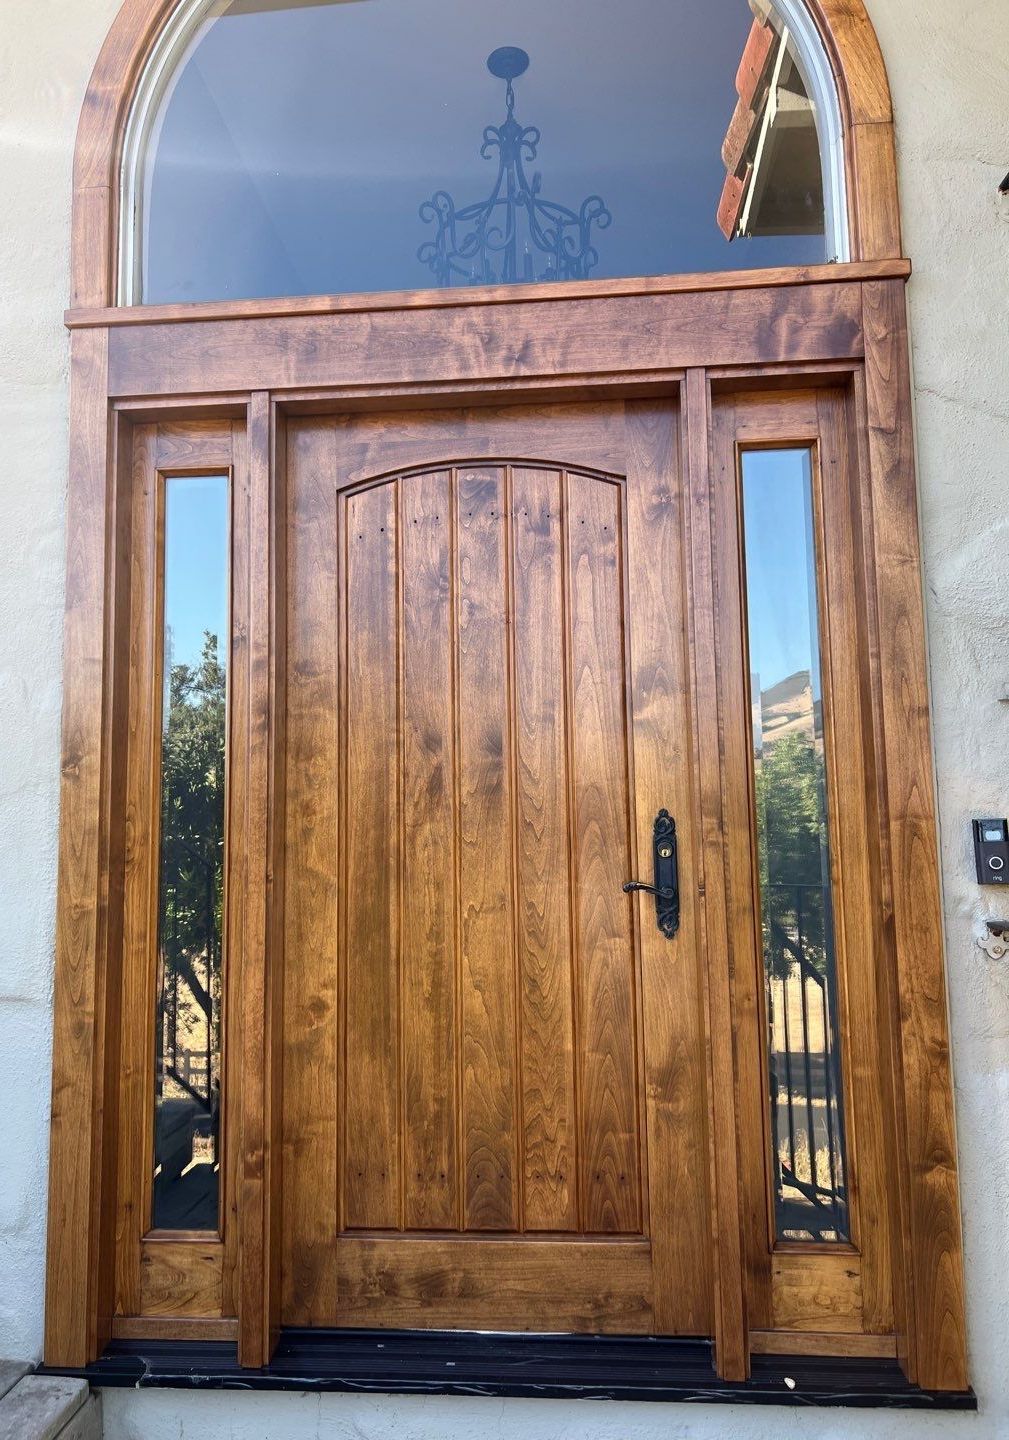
[281,401,709,1334]
[860,281,968,1390]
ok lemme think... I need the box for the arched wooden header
[70,0,903,310]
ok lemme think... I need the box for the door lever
[623,810,680,940]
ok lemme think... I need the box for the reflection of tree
[158,631,226,1114]
[755,731,827,979]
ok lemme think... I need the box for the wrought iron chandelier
[418,46,612,288]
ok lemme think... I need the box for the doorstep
[0,1370,101,1440]
[41,1329,977,1410]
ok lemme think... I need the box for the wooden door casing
[49,0,967,1381]
[46,268,969,1388]
[282,400,712,1334]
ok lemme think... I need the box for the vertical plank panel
[851,365,914,1374]
[513,469,578,1234]
[343,480,401,1230]
[267,412,289,1349]
[100,416,135,1342]
[683,369,749,1380]
[115,424,157,1320]
[456,466,518,1231]
[709,395,773,1334]
[862,280,967,1391]
[565,470,641,1236]
[401,470,458,1230]
[815,389,892,1334]
[282,421,338,1318]
[237,393,285,1367]
[625,401,712,1333]
[45,328,119,1367]
[223,422,249,1324]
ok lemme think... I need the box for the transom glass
[130,0,842,304]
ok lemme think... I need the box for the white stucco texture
[0,0,1006,1436]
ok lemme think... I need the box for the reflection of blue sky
[145,0,826,302]
[164,477,229,676]
[741,450,820,696]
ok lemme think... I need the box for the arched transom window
[122,0,848,303]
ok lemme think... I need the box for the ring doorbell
[974,819,1009,885]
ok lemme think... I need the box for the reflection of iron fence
[765,881,848,1241]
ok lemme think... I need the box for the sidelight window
[739,448,849,1245]
[121,0,847,304]
[153,474,230,1233]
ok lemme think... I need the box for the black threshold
[41,1328,976,1409]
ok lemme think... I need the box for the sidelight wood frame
[114,422,240,1332]
[47,0,966,1398]
[708,389,895,1343]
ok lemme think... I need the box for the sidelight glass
[153,475,229,1232]
[128,0,843,303]
[740,448,849,1244]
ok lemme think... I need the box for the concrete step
[0,1375,101,1440]
[0,1363,29,1406]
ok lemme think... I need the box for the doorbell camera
[974,819,1009,885]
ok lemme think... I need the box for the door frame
[47,270,967,1391]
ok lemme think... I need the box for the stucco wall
[0,1,1006,1436]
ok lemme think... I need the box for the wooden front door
[282,398,711,1335]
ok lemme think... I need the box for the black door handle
[623,810,680,939]
[622,882,676,900]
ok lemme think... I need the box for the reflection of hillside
[753,669,822,757]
